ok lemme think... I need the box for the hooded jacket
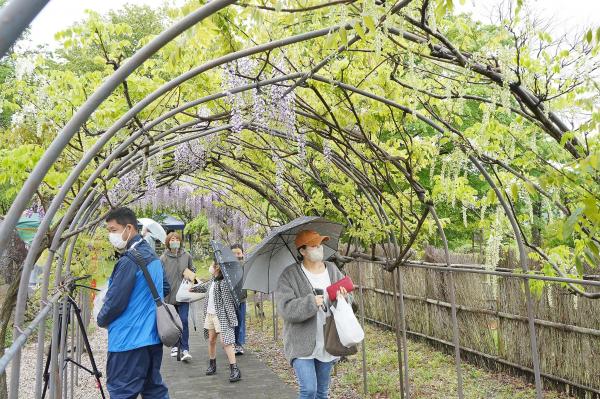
[160,248,194,305]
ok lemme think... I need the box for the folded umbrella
[243,216,343,293]
[211,240,244,307]
[138,218,167,244]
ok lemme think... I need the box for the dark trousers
[175,302,190,351]
[106,344,169,399]
[234,301,246,346]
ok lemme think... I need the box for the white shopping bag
[92,286,108,321]
[330,295,365,347]
[176,279,206,303]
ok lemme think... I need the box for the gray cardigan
[275,261,346,364]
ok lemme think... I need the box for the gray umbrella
[211,240,244,307]
[242,216,344,293]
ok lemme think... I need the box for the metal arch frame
[0,0,50,57]
[1,70,533,399]
[0,78,528,399]
[65,105,538,399]
[0,0,237,254]
[2,1,594,398]
[55,102,454,398]
[8,102,417,396]
[5,34,359,373]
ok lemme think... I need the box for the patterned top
[200,277,238,345]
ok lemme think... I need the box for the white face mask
[170,241,180,249]
[304,245,324,262]
[108,227,131,250]
[208,265,215,275]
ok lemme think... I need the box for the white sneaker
[181,350,192,362]
[170,347,178,357]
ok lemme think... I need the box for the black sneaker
[229,364,241,382]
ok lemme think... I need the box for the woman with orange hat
[275,230,349,399]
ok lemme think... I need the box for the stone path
[161,302,296,399]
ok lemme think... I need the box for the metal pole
[0,0,49,57]
[429,205,464,399]
[48,254,65,399]
[0,292,61,373]
[470,156,543,398]
[391,268,405,399]
[271,292,278,341]
[34,249,57,398]
[67,305,75,399]
[401,262,600,287]
[396,267,412,398]
[358,261,368,396]
[74,291,82,389]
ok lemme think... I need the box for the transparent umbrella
[138,218,167,243]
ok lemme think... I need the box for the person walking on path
[275,230,349,399]
[231,243,246,355]
[142,225,157,254]
[161,231,196,362]
[192,261,242,382]
[97,207,170,399]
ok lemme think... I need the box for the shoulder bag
[129,249,183,347]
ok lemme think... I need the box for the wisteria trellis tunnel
[0,1,599,399]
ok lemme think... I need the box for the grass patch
[337,324,574,399]
[245,299,574,399]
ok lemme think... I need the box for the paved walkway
[161,302,296,399]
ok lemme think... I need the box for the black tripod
[42,275,106,399]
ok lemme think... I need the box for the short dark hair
[106,207,138,228]
[230,243,244,252]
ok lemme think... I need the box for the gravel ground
[6,323,108,399]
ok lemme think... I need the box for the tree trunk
[0,270,20,399]
[532,199,542,247]
[0,217,29,399]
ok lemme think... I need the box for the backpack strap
[127,249,162,307]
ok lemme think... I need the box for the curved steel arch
[0,0,49,57]
[4,1,597,398]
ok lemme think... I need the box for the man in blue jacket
[97,207,170,399]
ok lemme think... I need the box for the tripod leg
[41,340,52,399]
[43,308,65,399]
[68,297,106,399]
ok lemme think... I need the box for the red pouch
[326,275,354,301]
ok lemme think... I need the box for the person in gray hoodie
[275,230,349,399]
[160,231,196,361]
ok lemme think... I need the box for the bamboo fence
[344,247,600,398]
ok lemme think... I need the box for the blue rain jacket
[97,235,169,352]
